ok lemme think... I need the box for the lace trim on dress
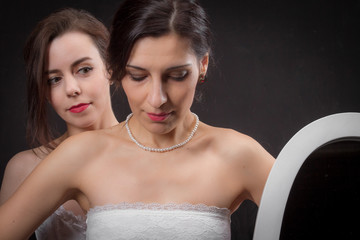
[55,205,87,230]
[88,202,230,216]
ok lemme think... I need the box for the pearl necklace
[125,112,199,152]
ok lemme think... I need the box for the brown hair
[24,8,109,150]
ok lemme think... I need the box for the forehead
[47,31,100,67]
[128,33,197,67]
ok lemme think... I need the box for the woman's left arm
[244,140,275,206]
[239,137,275,206]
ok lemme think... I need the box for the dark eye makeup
[77,66,93,74]
[47,76,62,85]
[168,70,189,81]
[126,65,191,82]
[129,74,147,81]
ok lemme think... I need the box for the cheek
[48,88,63,109]
[86,77,111,100]
[171,79,197,102]
[122,79,145,105]
[123,85,142,107]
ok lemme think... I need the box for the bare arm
[0,135,90,239]
[221,129,275,209]
[239,136,275,206]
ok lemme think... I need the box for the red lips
[69,103,90,113]
[147,112,170,121]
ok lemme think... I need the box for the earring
[198,73,206,83]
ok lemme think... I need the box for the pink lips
[69,103,90,113]
[147,112,170,121]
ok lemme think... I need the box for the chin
[147,122,174,134]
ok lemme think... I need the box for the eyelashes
[128,70,189,82]
[77,66,93,75]
[47,76,62,85]
[169,70,188,81]
[47,66,94,86]
[129,74,147,81]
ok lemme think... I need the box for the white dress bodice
[86,202,231,240]
[35,205,86,240]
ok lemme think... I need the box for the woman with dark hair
[0,1,274,239]
[0,8,118,239]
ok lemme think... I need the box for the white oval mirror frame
[253,112,360,240]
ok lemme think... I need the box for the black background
[0,0,359,239]
[281,140,360,239]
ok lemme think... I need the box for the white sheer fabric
[35,205,86,240]
[86,202,231,240]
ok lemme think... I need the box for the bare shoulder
[51,131,101,162]
[63,128,109,147]
[3,128,113,185]
[199,122,274,173]
[0,149,42,203]
[5,149,40,173]
[200,123,262,157]
[2,148,45,182]
[199,122,275,205]
[50,126,122,165]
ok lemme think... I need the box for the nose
[65,75,81,97]
[147,78,167,108]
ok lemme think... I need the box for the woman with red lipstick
[0,8,118,240]
[0,1,274,239]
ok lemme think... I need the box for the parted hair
[24,8,109,150]
[108,0,212,83]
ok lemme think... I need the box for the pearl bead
[125,113,199,153]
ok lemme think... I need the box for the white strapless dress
[35,205,86,240]
[86,202,231,240]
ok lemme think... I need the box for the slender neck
[66,98,118,137]
[127,111,197,149]
[67,113,118,137]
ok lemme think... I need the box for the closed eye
[168,70,189,81]
[129,74,147,81]
[126,65,148,82]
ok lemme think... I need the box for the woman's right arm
[0,134,92,239]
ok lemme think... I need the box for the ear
[199,53,209,75]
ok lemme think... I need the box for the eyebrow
[126,64,192,71]
[45,57,92,74]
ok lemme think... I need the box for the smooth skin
[0,33,274,239]
[0,31,118,218]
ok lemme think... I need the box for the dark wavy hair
[24,8,109,150]
[108,0,212,83]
